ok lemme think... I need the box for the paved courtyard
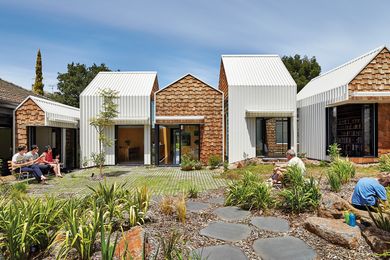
[28,166,227,197]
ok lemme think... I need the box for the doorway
[116,126,145,164]
[156,124,200,165]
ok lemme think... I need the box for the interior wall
[117,126,144,163]
[35,127,52,150]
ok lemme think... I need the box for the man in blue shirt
[351,176,389,210]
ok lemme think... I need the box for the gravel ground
[143,185,377,260]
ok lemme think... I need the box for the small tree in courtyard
[90,88,119,178]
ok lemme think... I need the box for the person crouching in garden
[272,149,306,184]
[41,145,63,178]
[351,175,389,211]
[12,145,47,183]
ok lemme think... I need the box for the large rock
[304,217,361,249]
[318,193,371,223]
[361,226,390,254]
[115,226,146,260]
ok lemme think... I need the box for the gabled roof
[156,73,222,95]
[0,78,36,106]
[221,55,296,87]
[297,46,386,101]
[16,96,80,124]
[81,71,158,97]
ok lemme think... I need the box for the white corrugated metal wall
[297,85,349,160]
[80,94,152,167]
[228,85,297,163]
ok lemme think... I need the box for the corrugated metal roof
[16,96,80,125]
[81,71,157,96]
[221,55,296,87]
[297,46,385,101]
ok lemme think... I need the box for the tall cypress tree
[32,49,44,95]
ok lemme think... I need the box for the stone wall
[156,74,223,164]
[378,103,390,156]
[15,98,45,147]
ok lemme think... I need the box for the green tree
[32,49,44,95]
[49,63,110,107]
[282,55,321,92]
[90,88,119,178]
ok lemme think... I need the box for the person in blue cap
[351,175,389,211]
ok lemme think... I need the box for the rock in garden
[115,226,146,260]
[187,201,210,212]
[318,193,354,219]
[199,222,251,241]
[192,244,248,260]
[304,217,361,249]
[250,216,290,233]
[361,225,390,254]
[253,236,317,260]
[213,206,251,221]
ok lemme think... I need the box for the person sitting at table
[41,145,63,178]
[351,175,389,211]
[25,145,51,175]
[12,145,47,183]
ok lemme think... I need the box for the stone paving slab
[213,206,250,221]
[250,216,290,233]
[192,244,248,260]
[253,236,317,260]
[187,201,210,212]
[206,196,225,205]
[199,222,251,242]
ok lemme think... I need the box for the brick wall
[378,103,390,156]
[218,61,229,157]
[15,98,45,147]
[265,118,288,157]
[156,74,223,164]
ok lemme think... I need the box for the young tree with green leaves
[282,55,321,92]
[49,63,110,107]
[32,49,44,95]
[90,88,119,178]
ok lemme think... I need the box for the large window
[326,104,377,157]
[276,118,289,144]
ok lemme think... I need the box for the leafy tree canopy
[48,63,110,107]
[282,55,321,92]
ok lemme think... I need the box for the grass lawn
[26,166,227,197]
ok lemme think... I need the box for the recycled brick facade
[156,74,223,164]
[348,47,390,158]
[15,98,45,147]
[265,118,288,157]
[378,103,390,156]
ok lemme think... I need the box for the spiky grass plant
[187,185,199,198]
[225,171,274,210]
[379,154,390,173]
[367,204,390,232]
[100,216,119,260]
[176,194,187,224]
[327,170,342,192]
[160,196,175,216]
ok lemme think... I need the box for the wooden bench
[7,161,30,180]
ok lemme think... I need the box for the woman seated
[42,145,63,178]
[351,175,389,210]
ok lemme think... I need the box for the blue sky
[1,0,389,91]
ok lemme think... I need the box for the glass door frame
[154,124,201,166]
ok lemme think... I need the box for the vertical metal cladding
[228,85,296,163]
[80,72,157,167]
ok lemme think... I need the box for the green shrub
[328,143,341,161]
[327,170,341,192]
[328,158,355,184]
[208,155,222,169]
[282,165,305,187]
[194,161,202,170]
[379,154,390,173]
[367,205,390,232]
[187,185,199,198]
[223,161,229,172]
[180,154,195,171]
[225,171,274,210]
[279,177,321,213]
